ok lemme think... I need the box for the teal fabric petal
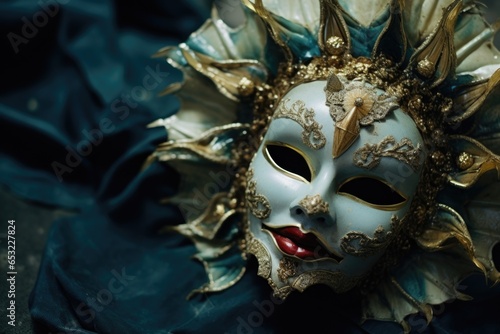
[273,15,321,60]
[346,10,390,58]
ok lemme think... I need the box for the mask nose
[290,194,332,225]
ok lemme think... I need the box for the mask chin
[245,229,364,298]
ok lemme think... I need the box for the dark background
[1,1,499,333]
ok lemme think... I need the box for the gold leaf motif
[246,237,272,278]
[246,234,296,300]
[416,204,487,274]
[245,168,272,219]
[340,217,398,257]
[408,0,462,87]
[353,136,423,171]
[273,98,327,150]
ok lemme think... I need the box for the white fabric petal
[261,0,320,33]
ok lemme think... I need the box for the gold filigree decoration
[246,234,294,300]
[291,270,359,294]
[271,285,295,300]
[298,194,329,215]
[325,76,399,157]
[245,168,271,219]
[353,136,423,171]
[277,257,298,282]
[340,216,399,257]
[246,237,272,278]
[273,98,326,150]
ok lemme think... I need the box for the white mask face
[245,79,426,295]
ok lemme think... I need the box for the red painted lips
[266,226,343,262]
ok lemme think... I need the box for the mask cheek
[244,163,284,242]
[246,149,306,222]
[334,199,409,272]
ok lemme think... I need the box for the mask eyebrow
[273,98,326,150]
[353,136,423,171]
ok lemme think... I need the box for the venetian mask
[149,0,500,329]
[246,78,425,295]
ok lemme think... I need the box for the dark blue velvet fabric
[1,1,499,333]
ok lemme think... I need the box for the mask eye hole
[338,177,407,210]
[265,143,312,183]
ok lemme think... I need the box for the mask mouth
[263,224,344,263]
